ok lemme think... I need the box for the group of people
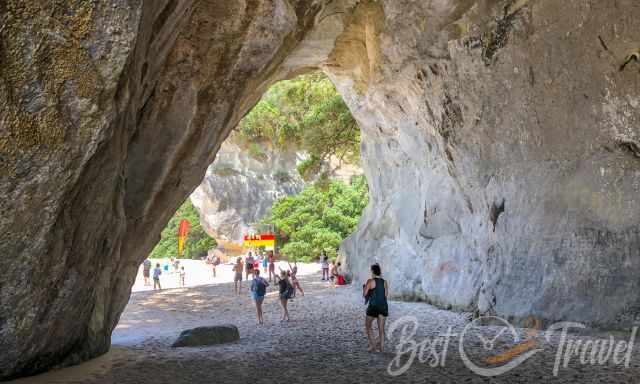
[232,250,277,293]
[140,252,390,353]
[248,255,389,353]
[320,253,347,285]
[142,257,185,290]
[230,250,305,324]
[249,269,297,324]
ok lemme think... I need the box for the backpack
[285,281,295,299]
[254,277,267,296]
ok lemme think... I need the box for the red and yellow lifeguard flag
[178,219,191,256]
[243,234,275,248]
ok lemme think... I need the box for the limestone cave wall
[339,0,640,329]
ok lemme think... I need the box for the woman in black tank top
[363,263,389,352]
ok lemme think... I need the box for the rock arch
[1,0,639,379]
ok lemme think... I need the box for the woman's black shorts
[366,304,388,318]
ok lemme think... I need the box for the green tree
[149,199,217,259]
[234,72,360,180]
[264,176,368,262]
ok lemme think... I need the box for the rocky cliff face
[1,0,639,379]
[339,0,640,330]
[190,141,305,244]
[190,140,362,245]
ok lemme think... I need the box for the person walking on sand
[142,258,152,286]
[250,270,269,325]
[288,261,304,296]
[363,263,389,352]
[276,270,294,321]
[153,263,162,290]
[212,255,219,278]
[320,252,329,281]
[245,252,255,281]
[262,252,268,274]
[179,266,186,287]
[268,250,276,282]
[233,257,244,294]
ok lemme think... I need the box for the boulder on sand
[171,325,240,348]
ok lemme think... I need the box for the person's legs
[259,298,264,324]
[365,315,376,351]
[295,281,304,296]
[280,299,286,320]
[376,316,386,352]
[280,298,290,321]
[283,299,289,321]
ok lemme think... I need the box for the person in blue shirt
[250,270,269,325]
[153,263,162,290]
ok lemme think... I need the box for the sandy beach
[9,271,640,384]
[131,258,321,293]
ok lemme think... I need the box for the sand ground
[131,259,320,293]
[8,270,640,384]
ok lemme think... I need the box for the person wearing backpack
[152,263,162,290]
[250,269,269,325]
[276,270,293,321]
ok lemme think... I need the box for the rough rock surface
[171,325,240,348]
[1,0,639,379]
[340,0,640,332]
[190,141,305,244]
[190,140,362,245]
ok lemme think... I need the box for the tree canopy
[234,72,360,180]
[264,176,368,262]
[149,199,217,259]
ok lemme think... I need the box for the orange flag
[178,219,190,256]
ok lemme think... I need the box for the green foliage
[150,199,217,259]
[264,176,368,262]
[296,155,322,181]
[247,142,268,161]
[234,72,360,179]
